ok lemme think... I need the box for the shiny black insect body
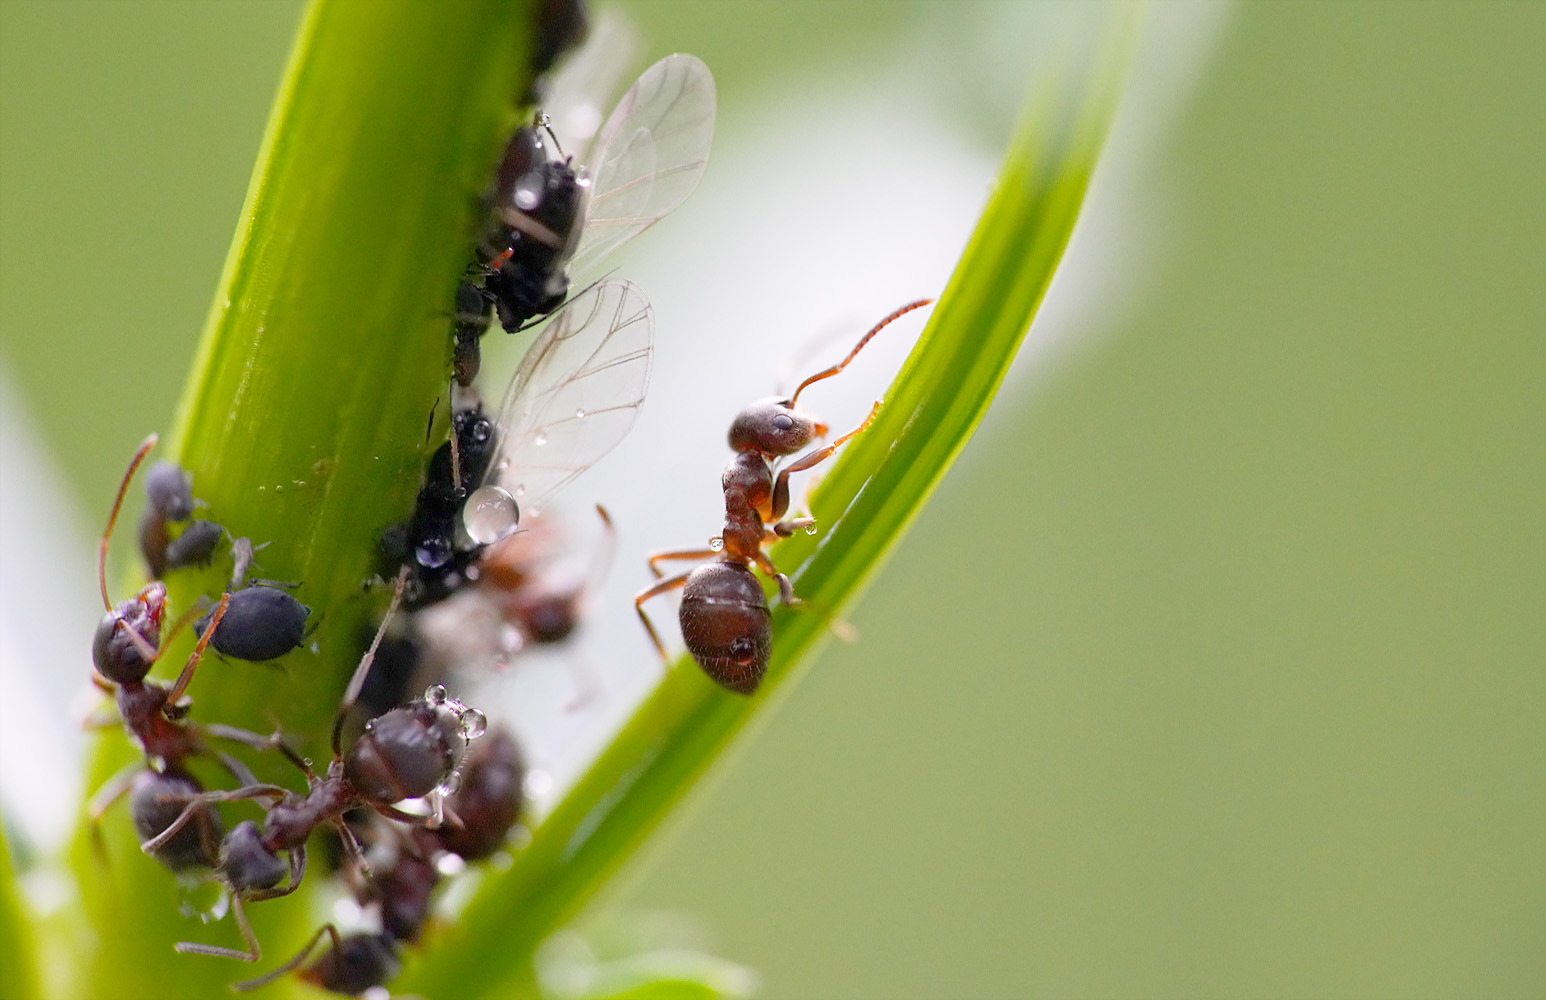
[452,53,715,386]
[636,301,933,694]
[194,537,311,662]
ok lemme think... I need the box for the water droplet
[534,431,549,447]
[415,535,453,569]
[463,486,519,544]
[274,484,284,494]
[708,536,724,552]
[256,485,265,493]
[460,708,487,740]
[177,881,229,923]
[574,408,586,419]
[425,684,448,705]
[805,524,818,535]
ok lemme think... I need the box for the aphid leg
[769,400,882,521]
[139,785,288,854]
[164,592,229,705]
[786,299,933,408]
[635,572,692,659]
[233,924,342,993]
[100,433,158,610]
[645,548,718,580]
[333,566,410,758]
[176,892,260,962]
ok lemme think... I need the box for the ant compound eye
[773,413,794,432]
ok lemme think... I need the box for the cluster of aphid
[87,2,933,993]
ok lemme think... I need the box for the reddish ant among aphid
[635,300,933,694]
[88,435,301,872]
[143,570,487,966]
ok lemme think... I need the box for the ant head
[220,820,287,894]
[680,562,772,695]
[300,933,400,996]
[343,686,485,804]
[728,397,828,459]
[436,727,525,861]
[92,582,167,685]
[131,768,222,873]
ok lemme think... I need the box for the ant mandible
[635,299,932,694]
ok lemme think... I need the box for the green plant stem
[399,19,1135,1000]
[66,3,532,998]
[0,831,40,1000]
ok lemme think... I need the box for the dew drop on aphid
[460,708,487,740]
[708,537,724,552]
[425,685,448,706]
[574,408,586,419]
[463,485,520,544]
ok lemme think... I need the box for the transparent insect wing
[566,53,717,279]
[539,8,639,153]
[489,279,653,516]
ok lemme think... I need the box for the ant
[142,571,487,966]
[88,435,299,872]
[231,725,526,993]
[635,300,932,694]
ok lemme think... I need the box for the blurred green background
[2,2,1542,998]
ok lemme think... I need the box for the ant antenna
[333,566,411,757]
[788,299,933,408]
[100,433,158,609]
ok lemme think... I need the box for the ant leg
[139,785,288,854]
[333,818,372,878]
[374,804,440,829]
[100,433,158,610]
[86,763,143,862]
[201,723,312,780]
[785,298,933,407]
[333,566,410,758]
[164,592,229,705]
[767,519,815,541]
[176,892,260,962]
[635,572,692,659]
[233,923,341,993]
[646,548,718,580]
[770,401,882,521]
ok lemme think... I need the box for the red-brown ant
[88,435,297,872]
[635,300,932,694]
[143,572,487,966]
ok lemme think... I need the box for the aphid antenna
[99,433,159,610]
[333,566,411,758]
[787,298,933,408]
[535,109,569,160]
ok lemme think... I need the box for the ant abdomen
[679,562,771,695]
[436,727,524,861]
[130,768,222,873]
[299,933,399,996]
[344,695,475,803]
